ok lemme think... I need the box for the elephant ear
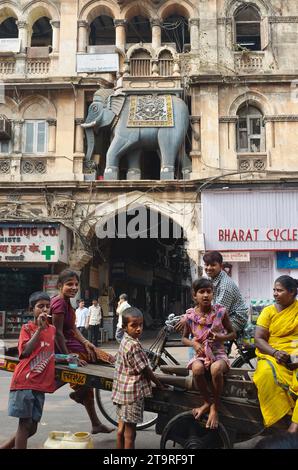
[107,95,126,116]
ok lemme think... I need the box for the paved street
[0,337,262,449]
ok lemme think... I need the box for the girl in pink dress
[182,278,235,429]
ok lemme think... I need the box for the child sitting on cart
[182,278,236,429]
[112,307,165,449]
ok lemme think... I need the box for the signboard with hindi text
[0,224,69,263]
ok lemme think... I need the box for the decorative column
[50,21,60,53]
[75,118,84,154]
[114,19,126,51]
[189,18,200,52]
[47,119,57,153]
[77,20,89,53]
[151,19,161,50]
[17,21,28,53]
[190,115,201,153]
[13,120,23,154]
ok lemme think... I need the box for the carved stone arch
[225,0,274,18]
[229,91,274,116]
[81,191,201,281]
[22,0,60,28]
[122,2,155,22]
[0,2,21,23]
[127,43,154,60]
[0,96,18,119]
[19,95,56,120]
[156,45,177,60]
[79,0,119,23]
[158,0,196,21]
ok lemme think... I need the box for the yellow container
[43,431,94,449]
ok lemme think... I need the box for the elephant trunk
[84,127,95,162]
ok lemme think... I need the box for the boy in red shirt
[0,292,56,449]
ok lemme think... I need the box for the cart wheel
[160,411,232,449]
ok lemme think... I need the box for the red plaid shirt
[112,333,152,404]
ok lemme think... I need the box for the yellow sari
[253,300,298,427]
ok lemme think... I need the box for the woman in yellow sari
[254,275,298,432]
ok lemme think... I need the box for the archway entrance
[79,203,192,335]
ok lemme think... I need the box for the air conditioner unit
[0,115,12,140]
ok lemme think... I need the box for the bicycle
[95,314,257,429]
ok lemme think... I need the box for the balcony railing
[0,56,51,77]
[26,58,50,75]
[234,52,264,72]
[0,58,16,75]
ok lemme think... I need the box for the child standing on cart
[182,278,236,429]
[0,292,56,449]
[112,307,165,449]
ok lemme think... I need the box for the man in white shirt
[75,299,89,339]
[86,299,102,346]
[115,293,131,343]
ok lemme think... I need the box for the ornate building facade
[0,0,297,332]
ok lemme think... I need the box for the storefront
[0,222,70,337]
[202,189,298,306]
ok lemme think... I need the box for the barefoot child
[182,278,236,429]
[112,307,165,449]
[0,292,55,449]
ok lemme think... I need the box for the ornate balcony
[234,52,264,73]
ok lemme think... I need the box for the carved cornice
[114,19,127,28]
[217,17,232,25]
[150,19,161,27]
[264,115,298,122]
[78,20,89,28]
[269,16,298,23]
[50,21,60,28]
[16,21,27,29]
[219,116,238,123]
[75,118,85,125]
[190,115,201,124]
[189,19,200,27]
[47,118,57,126]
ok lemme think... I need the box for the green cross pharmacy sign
[42,246,56,261]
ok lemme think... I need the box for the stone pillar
[114,19,126,51]
[50,20,60,53]
[47,119,57,153]
[189,18,200,52]
[17,21,28,53]
[77,20,89,53]
[75,118,84,154]
[13,120,23,153]
[151,19,161,50]
[190,115,201,153]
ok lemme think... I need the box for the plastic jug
[43,431,94,449]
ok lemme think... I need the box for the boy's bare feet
[91,424,114,434]
[192,402,210,420]
[206,403,219,429]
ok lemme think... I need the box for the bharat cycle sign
[0,224,68,263]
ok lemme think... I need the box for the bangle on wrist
[273,349,278,357]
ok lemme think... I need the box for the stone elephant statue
[81,90,191,180]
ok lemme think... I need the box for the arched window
[0,17,18,39]
[237,104,264,152]
[126,16,151,45]
[130,49,151,76]
[89,15,115,46]
[158,50,174,76]
[161,15,190,53]
[234,4,261,51]
[31,17,52,47]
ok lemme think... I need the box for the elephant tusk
[81,121,96,128]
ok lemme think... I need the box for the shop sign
[202,191,298,250]
[222,252,250,262]
[76,53,119,72]
[0,224,69,263]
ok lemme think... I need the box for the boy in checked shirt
[112,307,165,449]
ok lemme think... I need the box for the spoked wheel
[231,348,257,369]
[160,411,232,449]
[95,389,158,430]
